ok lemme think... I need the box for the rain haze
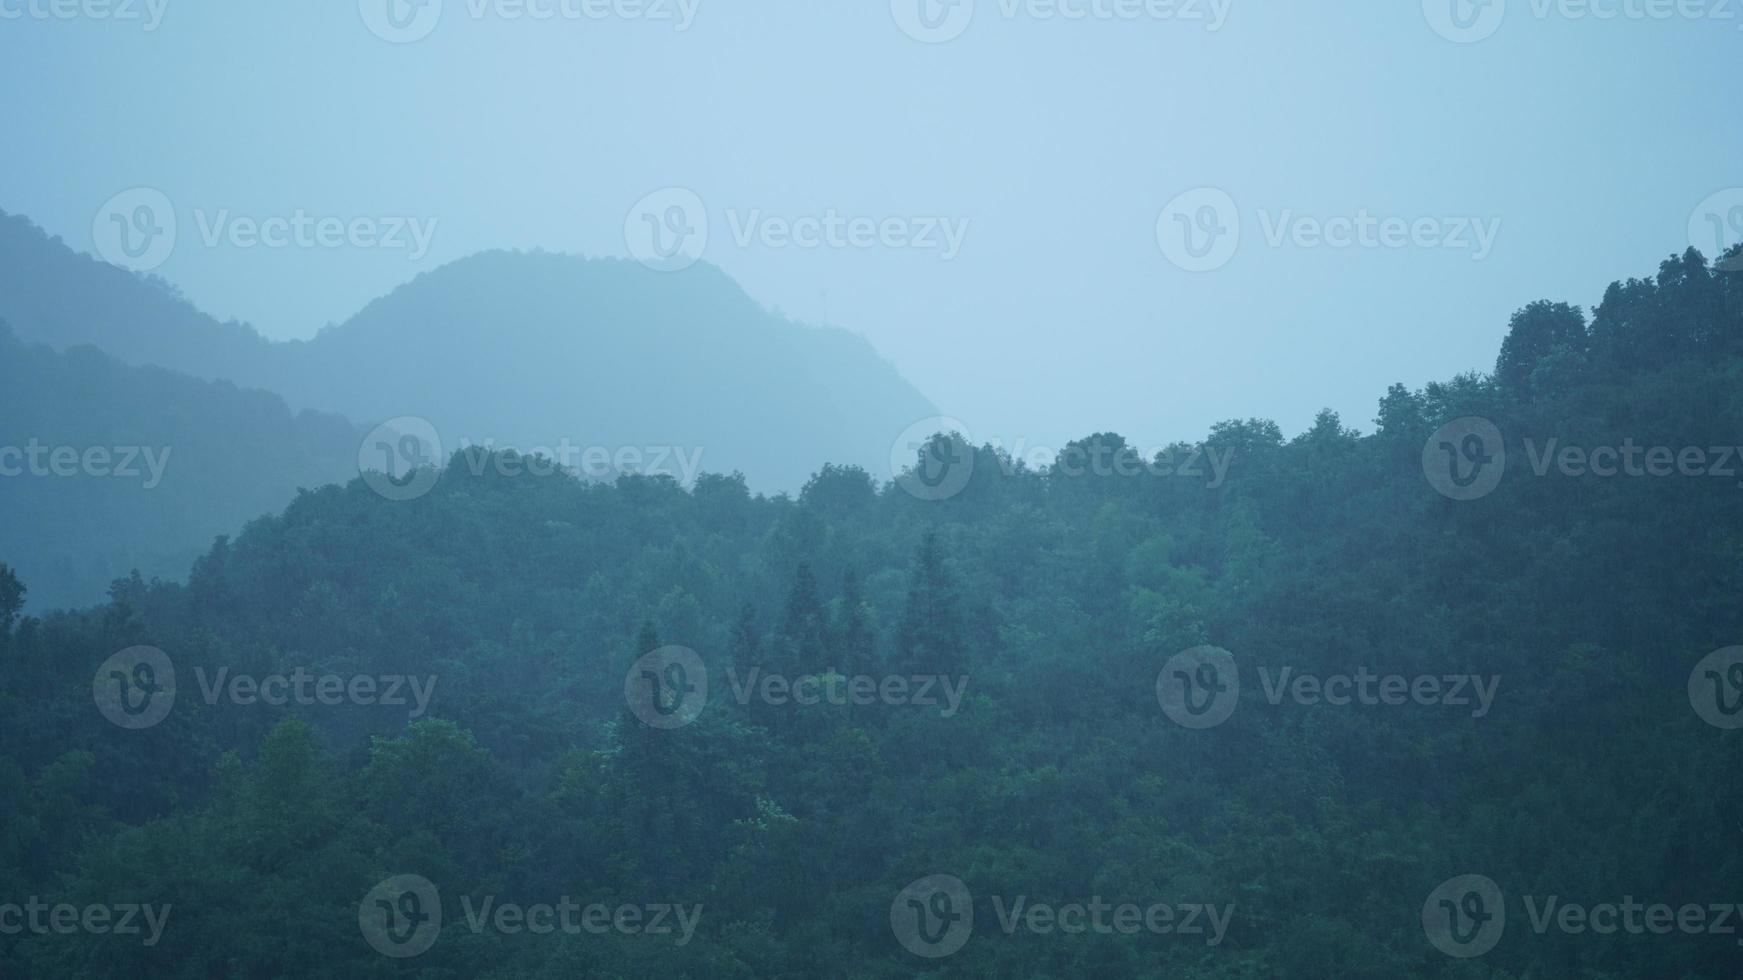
[4,2,1736,456]
[2,4,1743,977]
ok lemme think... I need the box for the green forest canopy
[2,247,1741,977]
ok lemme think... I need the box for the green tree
[833,569,876,676]
[894,531,963,676]
[1496,300,1587,398]
[0,562,22,657]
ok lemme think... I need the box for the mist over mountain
[0,322,361,611]
[6,8,1743,978]
[0,210,936,491]
[0,210,280,382]
[278,250,937,490]
[4,246,1742,976]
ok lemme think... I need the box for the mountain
[2,250,1740,977]
[275,249,937,491]
[0,210,280,383]
[0,210,937,491]
[0,323,362,610]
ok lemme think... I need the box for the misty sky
[3,2,1739,455]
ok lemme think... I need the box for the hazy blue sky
[3,2,1739,453]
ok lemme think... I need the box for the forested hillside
[1,248,1740,977]
[0,324,363,611]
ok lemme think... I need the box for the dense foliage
[2,248,1741,977]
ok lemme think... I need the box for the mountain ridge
[0,208,937,490]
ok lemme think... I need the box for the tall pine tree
[894,532,963,677]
